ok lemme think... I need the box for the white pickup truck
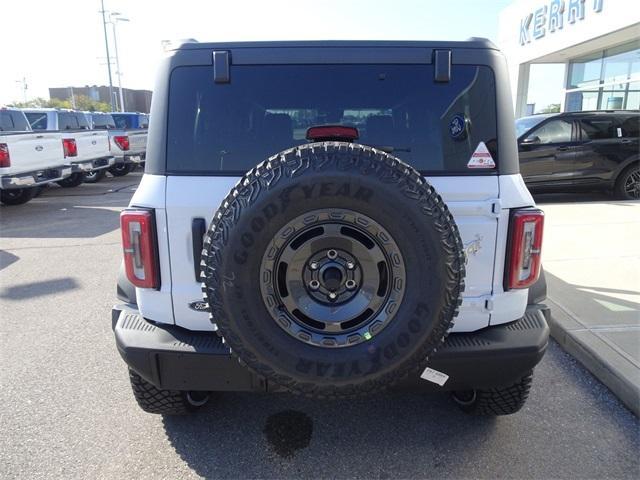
[0,108,72,205]
[92,112,148,177]
[23,108,115,187]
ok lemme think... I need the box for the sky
[1,0,536,106]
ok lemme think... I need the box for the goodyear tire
[202,142,465,398]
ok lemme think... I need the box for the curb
[546,297,640,417]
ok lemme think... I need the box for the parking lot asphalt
[1,175,639,479]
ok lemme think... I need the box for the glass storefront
[566,40,640,111]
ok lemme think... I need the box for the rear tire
[109,163,133,177]
[0,188,38,205]
[83,169,107,183]
[614,163,640,200]
[128,369,210,415]
[56,172,86,188]
[452,371,533,416]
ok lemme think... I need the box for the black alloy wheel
[260,209,406,348]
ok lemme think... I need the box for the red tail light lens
[506,209,544,289]
[62,138,77,158]
[114,135,130,151]
[0,143,10,167]
[120,209,160,289]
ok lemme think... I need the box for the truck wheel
[452,372,533,416]
[128,369,210,415]
[56,173,86,188]
[109,163,133,177]
[202,142,465,398]
[614,163,640,200]
[84,169,107,183]
[1,188,38,205]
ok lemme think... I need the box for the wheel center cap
[321,265,344,290]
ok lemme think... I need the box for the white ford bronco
[113,39,549,416]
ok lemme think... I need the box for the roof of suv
[170,38,498,51]
[519,110,639,122]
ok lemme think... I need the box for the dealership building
[498,0,640,117]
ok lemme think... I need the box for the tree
[8,95,110,112]
[73,95,111,112]
[541,103,561,113]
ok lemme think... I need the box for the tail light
[114,135,130,151]
[62,138,77,158]
[306,125,359,142]
[505,208,544,289]
[120,209,160,289]
[0,143,10,167]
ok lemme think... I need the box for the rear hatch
[160,61,501,333]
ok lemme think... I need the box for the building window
[566,40,640,111]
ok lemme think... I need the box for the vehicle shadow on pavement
[159,342,640,479]
[0,250,20,270]
[161,392,498,478]
[0,204,122,239]
[0,277,79,300]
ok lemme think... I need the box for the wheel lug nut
[327,249,337,259]
[309,280,320,290]
[310,262,318,270]
[328,292,337,300]
[346,262,355,270]
[345,279,357,290]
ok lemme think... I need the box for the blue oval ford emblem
[448,114,467,140]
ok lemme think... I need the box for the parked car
[23,108,114,187]
[0,108,71,205]
[113,39,549,417]
[91,112,147,177]
[517,110,639,199]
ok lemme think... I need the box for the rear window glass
[579,118,616,140]
[620,116,639,137]
[167,64,498,174]
[59,112,89,130]
[91,114,116,129]
[25,112,48,130]
[112,114,134,129]
[1,111,30,131]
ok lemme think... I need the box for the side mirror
[521,136,541,145]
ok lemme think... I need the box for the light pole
[110,12,129,112]
[100,0,115,111]
[15,77,28,104]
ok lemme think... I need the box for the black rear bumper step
[113,304,550,392]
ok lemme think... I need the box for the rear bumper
[0,165,73,189]
[114,153,146,165]
[112,304,549,393]
[70,156,115,173]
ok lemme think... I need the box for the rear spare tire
[202,142,465,398]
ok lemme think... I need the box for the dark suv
[516,111,639,199]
